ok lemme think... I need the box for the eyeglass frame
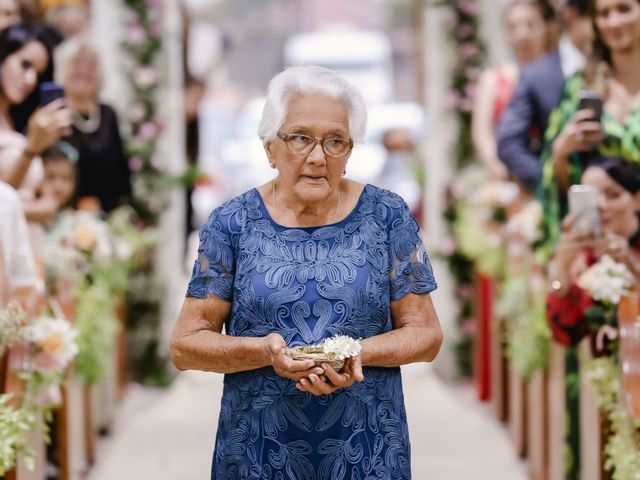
[276,131,354,158]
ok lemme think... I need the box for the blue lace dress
[186,184,437,480]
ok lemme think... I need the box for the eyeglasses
[277,131,354,158]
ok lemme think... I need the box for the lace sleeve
[388,201,437,300]
[186,208,235,301]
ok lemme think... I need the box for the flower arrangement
[578,255,633,306]
[22,317,78,374]
[288,336,362,371]
[121,0,167,227]
[0,302,27,354]
[584,357,640,479]
[0,304,78,474]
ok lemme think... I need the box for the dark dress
[68,104,131,213]
[186,185,437,480]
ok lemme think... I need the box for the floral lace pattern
[187,185,436,480]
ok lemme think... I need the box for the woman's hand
[593,232,630,262]
[295,356,364,397]
[552,109,605,161]
[551,110,605,192]
[555,214,596,269]
[26,99,72,155]
[263,333,323,382]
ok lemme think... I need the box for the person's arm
[361,293,442,366]
[0,243,8,304]
[472,69,508,179]
[496,74,541,192]
[170,295,320,379]
[3,100,72,189]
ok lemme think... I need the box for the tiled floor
[88,363,526,480]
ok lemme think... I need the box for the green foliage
[73,279,120,385]
[584,356,640,479]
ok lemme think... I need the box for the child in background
[40,142,78,211]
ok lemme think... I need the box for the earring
[342,169,346,176]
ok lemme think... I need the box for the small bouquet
[578,255,633,306]
[288,335,362,371]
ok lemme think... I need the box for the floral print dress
[186,185,437,480]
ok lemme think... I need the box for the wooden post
[528,369,549,480]
[548,342,566,480]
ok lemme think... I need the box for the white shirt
[0,181,38,291]
[559,35,586,79]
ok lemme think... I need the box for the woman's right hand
[555,214,596,269]
[25,99,72,155]
[263,333,323,382]
[552,109,605,160]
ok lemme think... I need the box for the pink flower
[129,103,147,123]
[127,25,147,46]
[460,319,477,336]
[457,23,474,38]
[129,156,143,172]
[124,9,140,25]
[133,67,158,89]
[465,66,481,81]
[458,284,475,300]
[460,42,479,59]
[137,122,159,141]
[460,1,478,15]
[458,97,474,112]
[446,91,461,109]
[441,236,457,256]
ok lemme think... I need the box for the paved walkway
[88,363,526,480]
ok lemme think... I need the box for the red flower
[546,284,593,347]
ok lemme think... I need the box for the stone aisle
[88,363,526,480]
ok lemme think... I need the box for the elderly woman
[171,66,442,479]
[54,36,131,212]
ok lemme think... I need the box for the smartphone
[39,81,65,106]
[568,184,601,237]
[577,90,603,122]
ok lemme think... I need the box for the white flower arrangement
[0,302,27,353]
[505,200,542,245]
[288,335,362,371]
[320,335,362,361]
[22,317,79,373]
[578,255,633,305]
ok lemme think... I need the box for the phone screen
[568,185,601,237]
[577,90,603,122]
[39,81,65,106]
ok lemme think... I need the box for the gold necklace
[272,180,342,224]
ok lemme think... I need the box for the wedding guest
[497,0,592,192]
[539,0,640,249]
[547,156,640,346]
[0,0,20,30]
[473,0,554,180]
[55,36,131,213]
[40,142,77,210]
[0,181,38,298]
[171,66,442,479]
[0,22,72,225]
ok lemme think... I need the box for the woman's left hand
[295,356,364,396]
[593,232,631,264]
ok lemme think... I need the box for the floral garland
[434,0,487,378]
[0,303,78,474]
[584,356,640,479]
[121,0,171,385]
[121,0,167,228]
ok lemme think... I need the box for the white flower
[505,201,542,244]
[22,317,78,372]
[578,255,633,305]
[321,335,362,361]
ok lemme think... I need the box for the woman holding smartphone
[547,156,640,346]
[539,0,640,251]
[0,22,72,224]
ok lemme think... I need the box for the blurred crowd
[463,0,640,476]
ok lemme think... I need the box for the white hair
[53,35,102,89]
[258,66,367,143]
